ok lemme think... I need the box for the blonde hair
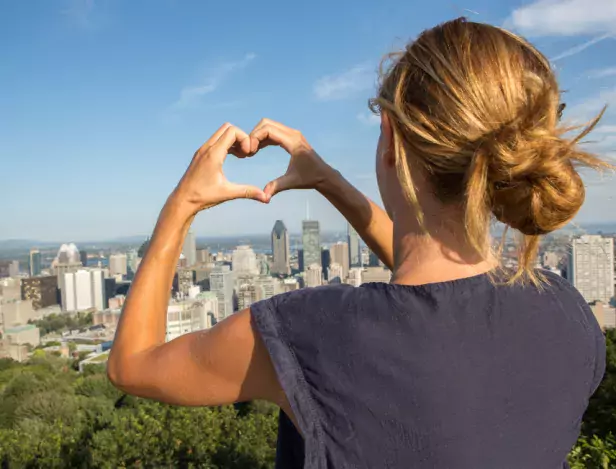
[370,18,613,284]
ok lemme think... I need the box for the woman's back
[252,271,605,468]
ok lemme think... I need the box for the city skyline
[2,0,616,240]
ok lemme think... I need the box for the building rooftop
[5,324,37,334]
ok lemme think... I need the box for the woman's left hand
[170,123,270,216]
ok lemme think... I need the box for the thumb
[264,173,296,198]
[226,183,269,203]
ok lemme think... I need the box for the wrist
[161,193,198,226]
[315,164,343,195]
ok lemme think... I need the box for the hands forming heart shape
[172,119,332,215]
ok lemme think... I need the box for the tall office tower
[165,293,219,342]
[109,254,128,277]
[368,251,381,267]
[321,249,331,280]
[29,249,42,277]
[255,276,280,300]
[197,249,211,264]
[330,242,350,280]
[569,235,615,304]
[237,283,260,310]
[209,265,234,319]
[53,244,83,286]
[80,250,88,267]
[302,220,321,271]
[182,230,197,267]
[328,263,344,284]
[0,261,19,278]
[104,277,117,309]
[126,249,139,274]
[21,276,58,310]
[298,249,304,272]
[305,264,323,288]
[271,220,291,275]
[348,223,361,267]
[346,267,363,287]
[232,246,260,275]
[62,269,105,312]
[175,269,195,296]
[91,269,105,311]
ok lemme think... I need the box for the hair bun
[487,133,585,236]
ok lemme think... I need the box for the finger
[196,123,233,155]
[225,183,269,203]
[213,125,252,160]
[264,173,297,197]
[250,124,295,154]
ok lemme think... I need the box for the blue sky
[0,0,615,241]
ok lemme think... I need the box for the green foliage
[0,355,278,468]
[568,434,616,469]
[30,311,93,336]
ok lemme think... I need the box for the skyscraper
[80,250,88,267]
[209,265,234,319]
[232,246,259,275]
[302,220,321,271]
[182,230,197,267]
[53,244,82,287]
[330,242,350,280]
[0,261,19,278]
[21,276,58,310]
[61,269,105,312]
[109,254,128,277]
[197,249,211,264]
[328,263,344,284]
[348,223,361,267]
[305,264,323,288]
[271,220,291,275]
[29,249,42,277]
[569,235,615,304]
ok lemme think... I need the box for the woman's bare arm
[107,124,289,415]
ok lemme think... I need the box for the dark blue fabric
[250,271,606,469]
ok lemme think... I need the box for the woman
[108,18,610,469]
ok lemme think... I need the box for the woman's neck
[390,216,496,286]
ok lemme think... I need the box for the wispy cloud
[314,65,375,101]
[551,33,614,61]
[357,112,380,126]
[567,86,616,122]
[63,0,96,29]
[505,0,616,36]
[171,53,256,110]
[587,67,616,79]
[594,125,616,134]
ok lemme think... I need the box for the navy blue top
[250,271,606,469]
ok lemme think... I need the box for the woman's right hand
[249,118,335,198]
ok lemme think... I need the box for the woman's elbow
[107,355,139,393]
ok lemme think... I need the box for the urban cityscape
[1,219,615,365]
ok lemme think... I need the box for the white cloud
[551,33,613,61]
[594,125,616,134]
[357,112,380,126]
[566,86,616,122]
[506,0,616,36]
[588,67,616,79]
[314,65,375,101]
[171,53,256,110]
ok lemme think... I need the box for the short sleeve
[250,285,356,469]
